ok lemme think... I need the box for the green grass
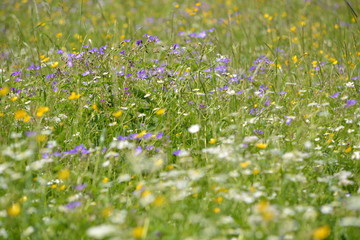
[0,0,360,239]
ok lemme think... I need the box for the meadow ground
[0,0,360,239]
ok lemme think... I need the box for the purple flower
[98,45,107,54]
[75,144,90,154]
[216,57,231,64]
[278,91,287,95]
[53,152,62,157]
[143,133,153,139]
[134,146,143,156]
[25,131,37,137]
[254,129,264,134]
[197,31,207,38]
[117,136,128,141]
[74,184,87,191]
[82,70,93,76]
[46,74,57,79]
[285,117,293,125]
[144,145,155,150]
[253,56,273,64]
[65,201,81,210]
[345,100,358,107]
[199,104,207,108]
[11,71,22,76]
[128,133,138,140]
[214,65,228,74]
[172,150,182,156]
[27,64,41,70]
[259,85,269,91]
[189,32,204,38]
[249,66,256,71]
[143,34,160,43]
[137,70,148,79]
[330,92,340,98]
[64,144,90,155]
[156,132,164,139]
[135,40,143,46]
[250,107,264,116]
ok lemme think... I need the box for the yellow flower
[101,207,113,218]
[214,196,223,203]
[312,225,331,240]
[14,110,27,120]
[328,58,338,65]
[19,196,27,202]
[141,190,151,198]
[7,203,21,217]
[68,92,81,100]
[112,110,123,117]
[136,130,147,138]
[256,200,274,221]
[155,108,166,115]
[58,169,70,180]
[290,26,297,32]
[0,86,10,96]
[154,159,164,167]
[36,135,47,142]
[292,55,298,63]
[255,143,268,149]
[102,177,109,184]
[240,161,251,168]
[209,138,217,144]
[92,104,99,112]
[153,196,166,207]
[344,146,352,153]
[132,227,144,239]
[23,115,31,122]
[36,106,49,117]
[10,96,18,101]
[50,62,59,68]
[56,32,63,38]
[41,57,50,63]
[37,22,46,27]
[213,207,221,213]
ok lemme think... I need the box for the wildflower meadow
[0,0,360,239]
